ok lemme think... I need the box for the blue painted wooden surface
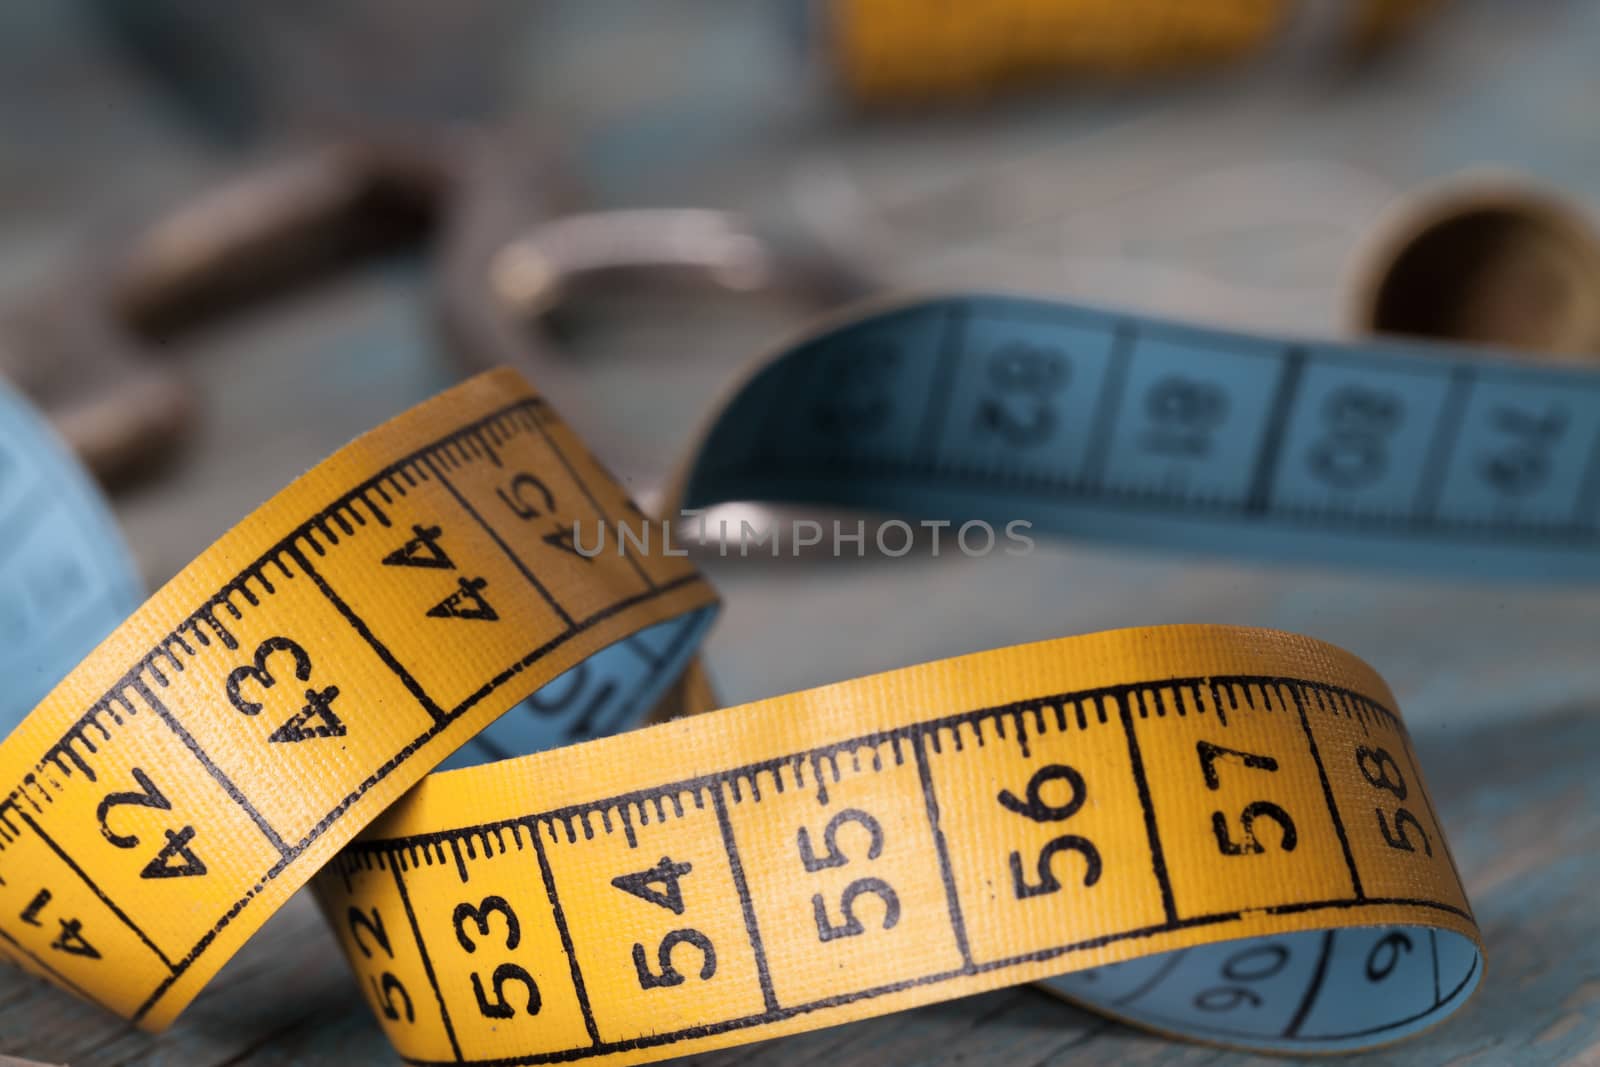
[0,1,1595,1063]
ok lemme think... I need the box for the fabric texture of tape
[0,369,715,1028]
[324,625,1478,1063]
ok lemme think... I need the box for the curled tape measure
[8,288,1568,1062]
[331,628,1476,1063]
[0,371,715,1031]
[685,294,1600,578]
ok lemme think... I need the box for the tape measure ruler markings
[685,295,1600,576]
[324,628,1476,1064]
[0,370,713,1028]
[0,291,1534,1062]
[441,611,715,772]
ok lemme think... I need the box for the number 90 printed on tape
[40,287,1600,1061]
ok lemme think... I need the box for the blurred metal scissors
[443,204,875,391]
[3,133,513,486]
[4,131,874,490]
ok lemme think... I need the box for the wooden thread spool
[1351,176,1600,361]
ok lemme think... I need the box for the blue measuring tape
[0,379,143,726]
[461,288,1600,849]
[438,609,714,770]
[684,294,1600,579]
[0,294,1536,1056]
[16,291,1594,765]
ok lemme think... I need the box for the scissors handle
[440,199,877,393]
[7,133,551,488]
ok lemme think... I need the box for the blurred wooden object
[827,0,1446,102]
[1350,175,1600,359]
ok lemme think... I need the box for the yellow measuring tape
[0,363,1479,1062]
[826,0,1444,102]
[0,371,712,1029]
[326,628,1475,1063]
